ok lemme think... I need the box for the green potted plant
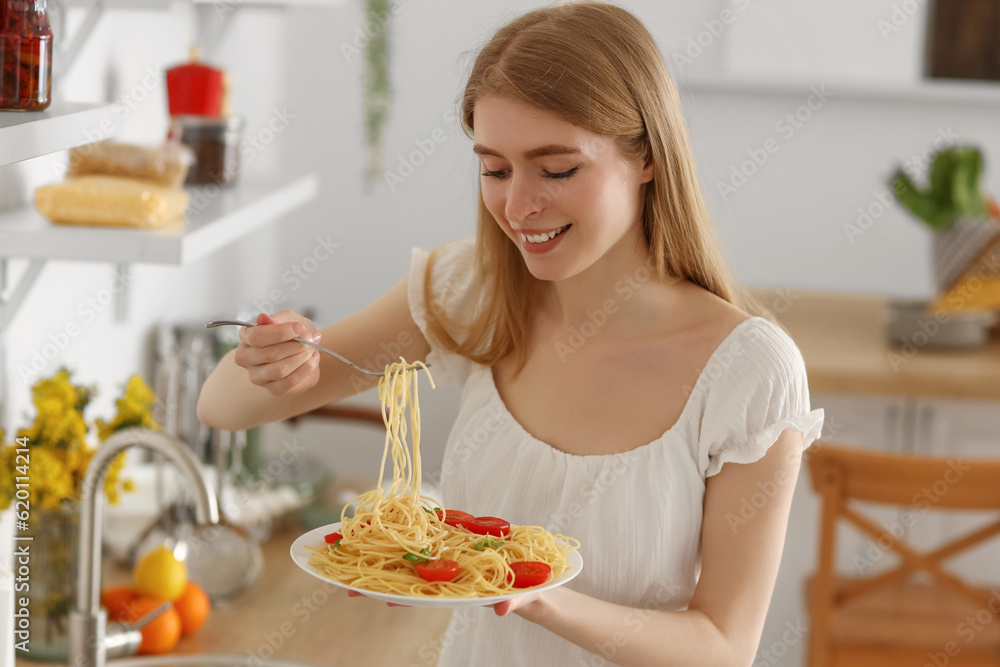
[884,147,1000,350]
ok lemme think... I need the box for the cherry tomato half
[435,509,474,528]
[414,559,460,582]
[463,516,511,537]
[324,531,343,544]
[510,562,551,588]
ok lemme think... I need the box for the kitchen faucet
[69,428,220,667]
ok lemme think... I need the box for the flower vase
[14,503,80,663]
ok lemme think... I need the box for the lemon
[133,545,188,601]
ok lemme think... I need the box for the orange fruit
[124,596,182,655]
[173,582,210,636]
[101,586,138,621]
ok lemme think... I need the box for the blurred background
[1,1,999,666]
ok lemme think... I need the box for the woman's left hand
[492,591,545,617]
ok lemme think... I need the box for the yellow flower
[96,375,160,443]
[0,371,156,509]
[29,447,74,510]
[0,433,11,512]
[102,451,130,505]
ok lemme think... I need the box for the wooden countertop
[167,525,452,665]
[749,287,1000,402]
[17,522,453,667]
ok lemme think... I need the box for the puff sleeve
[407,238,482,388]
[696,319,825,479]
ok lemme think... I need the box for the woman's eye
[480,167,579,181]
[545,167,578,179]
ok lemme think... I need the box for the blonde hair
[425,1,780,371]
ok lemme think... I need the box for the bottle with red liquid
[1,0,53,112]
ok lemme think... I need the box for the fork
[204,319,429,377]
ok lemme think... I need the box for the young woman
[198,3,825,665]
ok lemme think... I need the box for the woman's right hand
[233,310,322,396]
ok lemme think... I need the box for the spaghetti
[307,359,580,597]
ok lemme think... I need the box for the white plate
[290,521,583,608]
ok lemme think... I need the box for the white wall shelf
[678,74,1000,107]
[0,102,120,168]
[0,172,319,265]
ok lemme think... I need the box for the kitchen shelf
[678,74,1000,107]
[0,172,319,265]
[0,102,120,168]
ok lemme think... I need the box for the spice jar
[168,115,243,187]
[1,0,53,112]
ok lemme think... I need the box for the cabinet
[811,392,908,453]
[811,393,913,579]
[910,398,1000,587]
[914,398,1000,459]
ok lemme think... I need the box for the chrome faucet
[69,428,220,667]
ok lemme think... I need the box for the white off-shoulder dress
[407,239,825,667]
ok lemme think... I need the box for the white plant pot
[932,216,1000,293]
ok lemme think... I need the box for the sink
[111,655,318,667]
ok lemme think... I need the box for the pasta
[307,358,580,597]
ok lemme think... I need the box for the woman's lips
[518,224,570,243]
[518,224,571,254]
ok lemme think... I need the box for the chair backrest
[807,442,1000,509]
[285,404,385,427]
[806,440,1000,611]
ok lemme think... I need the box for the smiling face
[473,95,654,282]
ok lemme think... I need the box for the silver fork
[204,319,429,377]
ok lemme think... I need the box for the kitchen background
[1,0,999,666]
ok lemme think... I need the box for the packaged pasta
[67,140,194,189]
[35,175,190,229]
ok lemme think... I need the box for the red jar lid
[165,48,228,118]
[166,63,225,117]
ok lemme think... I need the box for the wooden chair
[286,403,384,428]
[805,442,1000,667]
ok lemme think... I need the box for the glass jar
[14,503,80,662]
[1,0,53,112]
[168,115,243,187]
